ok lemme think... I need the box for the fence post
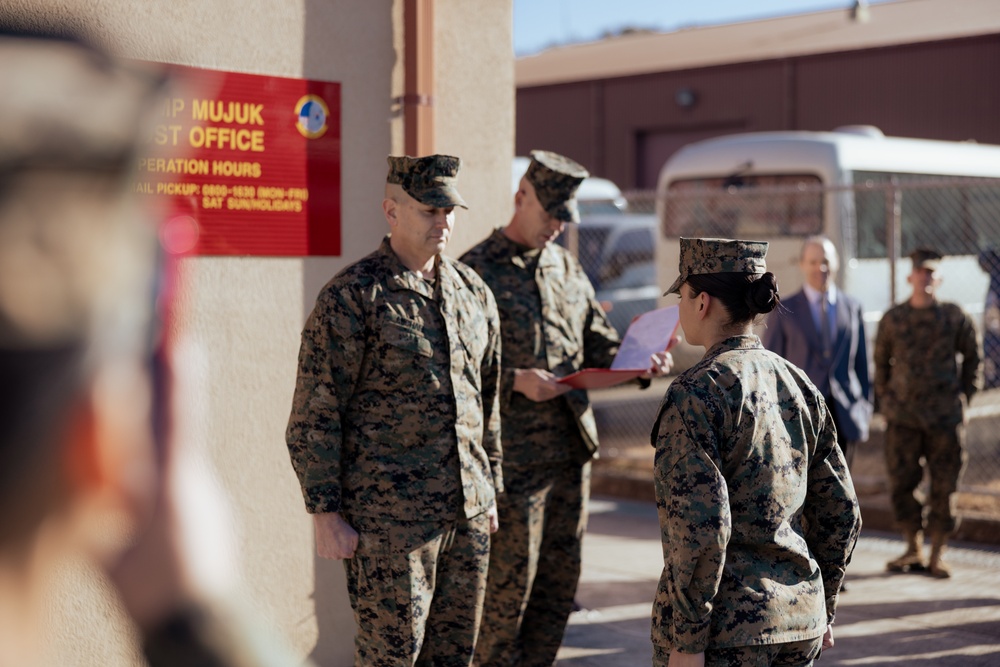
[564,221,579,259]
[886,177,903,304]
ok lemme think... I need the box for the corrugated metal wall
[516,34,1000,189]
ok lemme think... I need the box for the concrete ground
[556,497,1000,666]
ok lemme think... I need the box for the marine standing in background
[461,150,672,666]
[875,248,982,578]
[652,237,861,667]
[286,155,503,665]
[763,235,872,468]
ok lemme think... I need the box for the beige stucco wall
[7,1,512,665]
[435,3,517,254]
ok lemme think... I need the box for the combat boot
[928,531,952,579]
[886,529,925,572]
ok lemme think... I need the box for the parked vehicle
[655,126,1000,370]
[565,212,658,336]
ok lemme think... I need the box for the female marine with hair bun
[650,238,862,667]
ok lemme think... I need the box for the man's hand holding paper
[558,305,680,389]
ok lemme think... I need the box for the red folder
[558,368,649,390]
[558,305,680,390]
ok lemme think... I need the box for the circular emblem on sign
[295,94,329,139]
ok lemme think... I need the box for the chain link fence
[576,178,1000,510]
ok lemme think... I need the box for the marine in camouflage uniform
[875,248,982,578]
[652,238,862,666]
[286,155,503,665]
[460,151,628,666]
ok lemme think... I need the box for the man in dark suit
[763,236,872,468]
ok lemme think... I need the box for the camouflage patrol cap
[386,154,468,209]
[0,31,165,349]
[910,247,942,271]
[665,237,769,295]
[524,150,590,223]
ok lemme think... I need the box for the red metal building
[515,0,1000,189]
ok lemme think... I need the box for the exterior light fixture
[675,87,697,109]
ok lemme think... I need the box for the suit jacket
[762,288,872,442]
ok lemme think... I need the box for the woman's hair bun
[745,272,779,314]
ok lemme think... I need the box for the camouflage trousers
[653,637,823,667]
[885,421,967,535]
[474,461,590,667]
[343,511,491,667]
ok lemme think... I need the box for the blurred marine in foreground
[0,25,305,667]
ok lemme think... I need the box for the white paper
[610,305,680,370]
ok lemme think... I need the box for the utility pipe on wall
[404,0,434,156]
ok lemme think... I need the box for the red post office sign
[138,64,341,256]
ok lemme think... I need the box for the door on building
[635,125,744,189]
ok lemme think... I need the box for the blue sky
[514,0,894,55]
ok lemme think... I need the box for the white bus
[655,126,1000,367]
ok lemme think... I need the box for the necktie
[819,294,832,358]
